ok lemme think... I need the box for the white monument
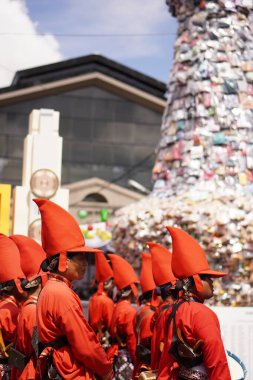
[12,108,69,240]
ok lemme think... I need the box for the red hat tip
[33,198,43,206]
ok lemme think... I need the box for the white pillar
[12,109,69,240]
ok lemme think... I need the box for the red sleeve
[192,307,231,380]
[140,312,153,342]
[0,301,19,343]
[125,306,137,363]
[102,297,114,330]
[60,303,112,378]
[150,309,158,332]
[151,307,169,370]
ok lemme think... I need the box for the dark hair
[139,290,153,304]
[42,252,87,273]
[41,254,60,272]
[114,285,132,302]
[0,279,28,294]
[67,252,82,259]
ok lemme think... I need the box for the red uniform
[110,299,137,363]
[0,296,20,380]
[0,234,28,380]
[160,226,231,380]
[147,242,177,372]
[36,276,112,380]
[150,300,172,370]
[89,288,114,335]
[11,297,37,380]
[137,303,154,345]
[133,302,155,378]
[0,296,19,343]
[158,300,231,380]
[9,233,48,380]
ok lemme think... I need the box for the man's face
[198,274,214,300]
[65,252,88,281]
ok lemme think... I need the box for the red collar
[24,295,38,306]
[49,274,73,289]
[1,295,20,308]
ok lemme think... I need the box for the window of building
[83,193,107,203]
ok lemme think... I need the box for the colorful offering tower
[112,0,253,306]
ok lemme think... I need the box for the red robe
[89,289,114,336]
[11,296,37,380]
[137,303,154,344]
[0,296,20,380]
[0,295,19,343]
[36,275,112,380]
[150,300,172,370]
[133,302,154,378]
[158,300,231,380]
[110,299,137,363]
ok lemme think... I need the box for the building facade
[0,54,166,190]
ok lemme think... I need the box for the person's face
[104,278,114,298]
[65,252,88,282]
[198,275,214,300]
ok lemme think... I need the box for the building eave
[0,71,166,112]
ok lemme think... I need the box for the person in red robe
[107,254,139,380]
[158,227,232,380]
[147,242,177,372]
[33,199,113,380]
[9,235,48,380]
[0,235,27,380]
[89,250,114,349]
[133,252,158,379]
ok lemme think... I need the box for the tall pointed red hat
[107,254,139,290]
[0,234,25,292]
[140,252,156,293]
[95,251,114,283]
[167,226,227,292]
[147,242,176,287]
[33,199,102,272]
[9,235,46,281]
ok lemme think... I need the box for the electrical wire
[0,32,176,37]
[94,151,155,195]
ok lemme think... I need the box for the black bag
[135,344,151,365]
[8,347,28,371]
[169,331,204,368]
[31,326,44,358]
[168,300,204,368]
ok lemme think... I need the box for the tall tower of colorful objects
[153,0,253,196]
[112,0,253,306]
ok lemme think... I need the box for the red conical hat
[147,242,176,286]
[33,199,101,272]
[140,252,156,293]
[95,251,113,283]
[167,227,227,279]
[0,234,25,286]
[107,254,139,290]
[9,235,46,281]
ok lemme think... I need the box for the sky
[0,0,178,88]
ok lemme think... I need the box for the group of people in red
[0,198,232,380]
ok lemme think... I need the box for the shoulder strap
[0,328,8,358]
[167,299,186,330]
[25,301,37,306]
[157,302,172,321]
[45,335,68,350]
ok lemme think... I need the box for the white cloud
[0,0,177,87]
[38,0,175,60]
[0,0,63,88]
